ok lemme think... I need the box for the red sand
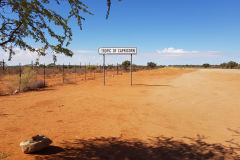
[1,68,240,159]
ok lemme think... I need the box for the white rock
[20,135,52,154]
[13,89,19,94]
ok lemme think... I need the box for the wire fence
[0,63,144,95]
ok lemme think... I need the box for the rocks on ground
[19,135,52,154]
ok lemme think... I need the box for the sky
[1,0,240,65]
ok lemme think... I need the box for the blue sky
[1,0,240,65]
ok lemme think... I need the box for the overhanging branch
[0,22,22,46]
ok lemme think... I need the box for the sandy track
[1,68,240,159]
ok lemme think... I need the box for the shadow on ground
[134,84,170,87]
[34,135,240,160]
[32,146,65,155]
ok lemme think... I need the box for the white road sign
[98,47,137,55]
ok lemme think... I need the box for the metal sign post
[98,47,137,86]
[103,54,105,86]
[130,54,132,86]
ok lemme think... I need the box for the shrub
[220,63,227,68]
[147,62,157,68]
[86,65,97,71]
[130,64,137,72]
[159,65,165,68]
[202,63,210,68]
[107,65,114,69]
[8,67,45,92]
[27,80,45,90]
[20,67,37,91]
[47,63,55,67]
[121,60,131,70]
[227,61,238,69]
[220,61,239,69]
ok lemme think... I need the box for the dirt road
[1,68,240,159]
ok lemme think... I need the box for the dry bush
[21,67,37,89]
[27,80,46,90]
[86,65,97,71]
[8,67,35,92]
[7,67,45,92]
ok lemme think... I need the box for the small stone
[20,135,52,154]
[13,89,19,94]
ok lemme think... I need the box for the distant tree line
[168,61,239,69]
[2,60,240,71]
[200,61,239,69]
[219,61,239,69]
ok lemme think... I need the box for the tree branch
[0,0,8,7]
[0,22,22,46]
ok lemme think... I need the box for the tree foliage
[202,63,210,68]
[220,63,227,68]
[147,62,157,68]
[0,0,119,60]
[227,61,238,69]
[86,65,97,70]
[220,61,239,69]
[121,60,130,70]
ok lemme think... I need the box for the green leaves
[0,0,119,60]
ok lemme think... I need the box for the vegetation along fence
[0,62,146,95]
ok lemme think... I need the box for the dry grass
[4,67,46,93]
[27,79,46,90]
[0,67,150,95]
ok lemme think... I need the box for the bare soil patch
[1,68,240,159]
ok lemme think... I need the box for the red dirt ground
[1,68,240,159]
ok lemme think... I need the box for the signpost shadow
[133,84,170,87]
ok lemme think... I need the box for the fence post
[62,64,64,83]
[19,63,22,91]
[79,63,81,79]
[44,64,46,87]
[85,64,87,80]
[2,59,5,72]
[117,63,118,75]
[31,61,33,69]
[36,65,38,80]
[75,65,76,82]
[2,59,5,71]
